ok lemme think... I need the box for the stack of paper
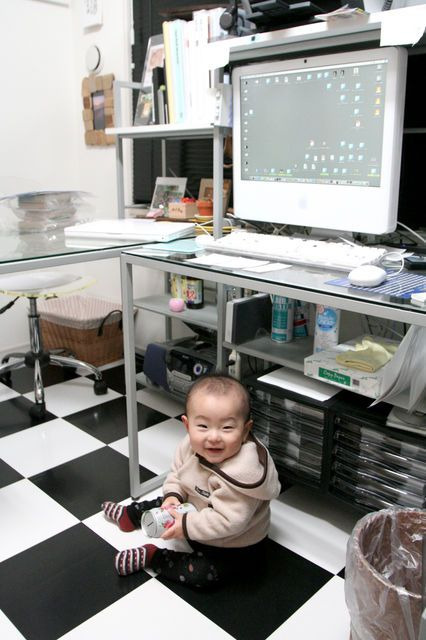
[372,325,426,412]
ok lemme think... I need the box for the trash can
[345,508,426,640]
[38,295,124,367]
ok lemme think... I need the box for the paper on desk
[187,253,269,269]
[258,367,340,402]
[380,5,426,46]
[248,262,292,272]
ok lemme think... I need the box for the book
[170,20,186,123]
[162,21,175,123]
[225,294,272,344]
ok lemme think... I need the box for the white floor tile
[0,479,78,562]
[137,387,184,417]
[266,576,350,640]
[270,485,360,574]
[0,381,20,402]
[109,417,186,474]
[0,611,26,640]
[58,578,235,640]
[0,418,104,477]
[23,377,121,417]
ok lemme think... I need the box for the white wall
[0,0,78,353]
[0,0,167,355]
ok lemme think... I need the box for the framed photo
[134,34,164,126]
[81,73,115,146]
[134,87,153,126]
[150,177,187,215]
[198,178,232,213]
[141,34,164,89]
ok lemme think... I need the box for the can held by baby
[271,295,294,343]
[141,503,197,537]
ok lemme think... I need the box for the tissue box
[304,335,400,399]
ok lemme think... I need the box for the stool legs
[49,354,108,394]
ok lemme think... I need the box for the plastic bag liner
[345,508,426,640]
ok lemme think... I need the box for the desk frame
[121,250,426,499]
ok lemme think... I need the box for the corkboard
[81,73,115,146]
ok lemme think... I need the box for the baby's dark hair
[185,373,251,421]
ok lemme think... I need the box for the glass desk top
[122,245,426,326]
[0,225,146,274]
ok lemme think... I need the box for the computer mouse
[348,265,387,287]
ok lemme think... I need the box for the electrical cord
[397,221,426,245]
[0,297,19,315]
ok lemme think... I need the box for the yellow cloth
[336,336,398,373]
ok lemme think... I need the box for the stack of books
[160,8,227,125]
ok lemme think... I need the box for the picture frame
[141,35,164,89]
[81,73,115,146]
[198,178,232,213]
[134,87,153,126]
[150,177,187,215]
[134,34,164,126]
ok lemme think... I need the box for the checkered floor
[0,361,361,640]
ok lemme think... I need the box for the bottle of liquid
[185,277,204,309]
[313,305,340,352]
[271,295,294,343]
[293,300,309,338]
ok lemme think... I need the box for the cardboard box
[168,202,198,219]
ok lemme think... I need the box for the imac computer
[232,47,408,234]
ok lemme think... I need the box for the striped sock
[102,501,136,532]
[115,544,158,576]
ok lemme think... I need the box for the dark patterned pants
[133,496,267,589]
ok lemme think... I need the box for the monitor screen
[232,47,407,234]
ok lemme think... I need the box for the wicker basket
[38,295,124,367]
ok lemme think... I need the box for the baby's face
[182,390,252,464]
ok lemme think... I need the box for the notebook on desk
[64,219,195,243]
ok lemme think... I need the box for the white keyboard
[196,231,388,271]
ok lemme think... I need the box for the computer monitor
[232,47,408,234]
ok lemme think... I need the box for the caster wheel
[29,403,46,420]
[94,379,108,395]
[0,373,11,385]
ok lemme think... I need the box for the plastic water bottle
[313,305,340,352]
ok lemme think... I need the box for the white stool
[0,271,108,419]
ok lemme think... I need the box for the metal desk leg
[121,255,168,499]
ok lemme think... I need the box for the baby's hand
[161,510,184,540]
[161,497,180,510]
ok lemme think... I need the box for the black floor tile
[0,362,78,394]
[0,458,23,489]
[29,446,156,520]
[0,396,57,437]
[0,523,150,640]
[64,396,170,443]
[158,538,333,640]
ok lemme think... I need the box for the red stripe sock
[102,501,137,532]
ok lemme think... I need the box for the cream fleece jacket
[162,434,281,548]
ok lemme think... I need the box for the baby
[103,373,281,589]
